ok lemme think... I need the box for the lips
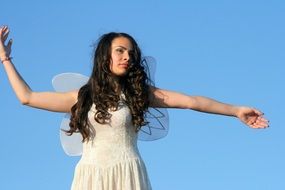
[119,63,129,68]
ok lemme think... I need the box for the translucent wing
[52,73,88,156]
[139,107,169,141]
[52,73,89,92]
[139,56,169,141]
[59,114,83,156]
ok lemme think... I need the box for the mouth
[119,63,129,68]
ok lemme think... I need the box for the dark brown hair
[67,32,150,142]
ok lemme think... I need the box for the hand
[236,106,269,129]
[0,25,13,60]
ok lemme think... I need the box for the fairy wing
[52,73,88,156]
[138,56,169,141]
[59,114,83,156]
[52,56,169,156]
[139,107,169,141]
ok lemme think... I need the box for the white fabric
[71,96,152,190]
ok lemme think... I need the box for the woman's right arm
[1,26,78,113]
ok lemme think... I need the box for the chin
[118,69,130,76]
[113,71,128,77]
[119,72,128,77]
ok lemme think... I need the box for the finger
[0,28,7,40]
[0,27,4,38]
[249,123,258,128]
[257,116,267,120]
[3,28,10,42]
[249,123,263,129]
[251,119,269,128]
[247,117,258,125]
[254,120,269,128]
[256,119,269,125]
[256,123,269,128]
[1,25,8,32]
[1,26,8,34]
[7,38,13,49]
[2,25,8,29]
[256,116,268,122]
[253,117,268,124]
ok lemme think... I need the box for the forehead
[111,37,133,50]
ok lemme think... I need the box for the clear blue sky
[0,0,284,189]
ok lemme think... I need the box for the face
[109,37,133,76]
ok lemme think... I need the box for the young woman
[0,26,269,190]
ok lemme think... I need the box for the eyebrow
[114,45,133,51]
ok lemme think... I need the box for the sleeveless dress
[70,96,152,190]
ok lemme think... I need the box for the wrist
[0,53,8,59]
[232,106,241,117]
[0,56,12,64]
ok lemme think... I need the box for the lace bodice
[79,98,141,168]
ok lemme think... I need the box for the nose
[123,51,130,62]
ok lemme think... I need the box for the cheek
[111,53,120,63]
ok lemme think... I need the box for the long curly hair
[67,32,150,142]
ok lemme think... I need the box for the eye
[115,48,124,54]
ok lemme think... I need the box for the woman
[0,26,269,190]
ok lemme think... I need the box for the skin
[109,37,133,77]
[0,26,269,129]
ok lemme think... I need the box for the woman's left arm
[149,86,269,129]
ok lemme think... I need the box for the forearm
[2,59,32,104]
[191,96,239,117]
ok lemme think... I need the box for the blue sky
[0,0,284,189]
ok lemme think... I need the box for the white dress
[71,97,152,190]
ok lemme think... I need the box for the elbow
[19,92,32,105]
[19,96,30,105]
[20,99,29,105]
[187,96,199,110]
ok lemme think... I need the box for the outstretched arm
[149,86,269,129]
[0,26,77,113]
